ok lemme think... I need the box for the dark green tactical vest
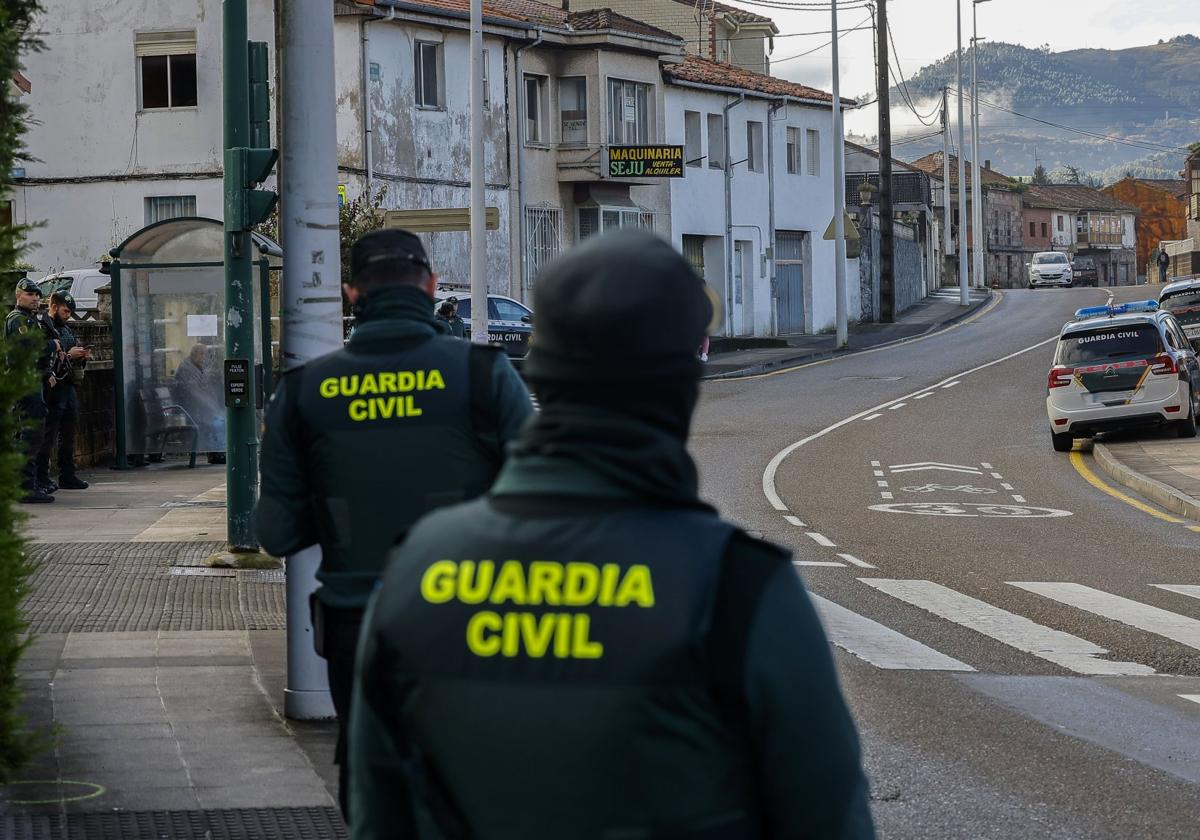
[294,335,501,607]
[365,496,763,839]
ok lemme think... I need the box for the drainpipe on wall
[513,28,544,301]
[723,93,745,337]
[360,7,395,194]
[767,98,784,336]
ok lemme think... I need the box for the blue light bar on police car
[1073,300,1159,320]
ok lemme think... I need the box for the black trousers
[16,394,47,492]
[315,601,365,823]
[37,384,78,481]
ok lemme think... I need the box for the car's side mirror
[521,314,532,324]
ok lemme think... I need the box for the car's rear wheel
[1051,431,1074,452]
[1177,391,1198,438]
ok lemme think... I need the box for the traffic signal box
[225,41,278,232]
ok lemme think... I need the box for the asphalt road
[693,287,1200,839]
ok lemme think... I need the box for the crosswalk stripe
[1154,584,1200,602]
[809,594,974,672]
[862,579,1155,676]
[1012,582,1200,652]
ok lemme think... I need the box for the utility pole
[955,0,969,306]
[832,0,848,347]
[278,0,342,720]
[876,0,894,322]
[941,86,951,286]
[971,0,990,290]
[469,0,487,344]
[223,0,276,550]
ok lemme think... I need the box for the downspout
[767,98,784,336]
[723,93,745,337]
[361,7,395,193]
[514,28,544,299]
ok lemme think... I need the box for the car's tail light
[1166,405,1182,413]
[1047,366,1072,389]
[1151,353,1178,375]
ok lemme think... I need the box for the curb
[703,289,995,381]
[1092,442,1200,521]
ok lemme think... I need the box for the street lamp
[971,0,991,290]
[955,0,968,305]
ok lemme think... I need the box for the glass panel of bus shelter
[117,222,265,459]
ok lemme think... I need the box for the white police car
[1046,300,1200,452]
[434,292,532,359]
[1158,278,1200,349]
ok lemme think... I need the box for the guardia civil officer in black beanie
[349,229,875,840]
[255,228,533,820]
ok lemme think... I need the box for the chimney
[984,159,991,170]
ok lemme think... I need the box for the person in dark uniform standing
[5,278,63,504]
[348,230,875,840]
[436,296,466,338]
[37,291,91,492]
[254,228,534,819]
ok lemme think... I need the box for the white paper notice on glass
[186,314,219,337]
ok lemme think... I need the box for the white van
[36,269,110,311]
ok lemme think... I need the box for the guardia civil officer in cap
[6,278,64,504]
[37,291,92,492]
[349,229,875,840]
[255,228,534,819]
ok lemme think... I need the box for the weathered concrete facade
[1102,178,1188,278]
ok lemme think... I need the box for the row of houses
[7,0,880,338]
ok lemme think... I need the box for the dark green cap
[51,291,78,314]
[15,278,41,296]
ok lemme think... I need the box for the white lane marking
[873,470,885,477]
[889,462,983,474]
[762,334,1060,511]
[915,392,933,399]
[1011,494,1027,504]
[783,515,807,527]
[880,491,894,500]
[991,472,1004,480]
[888,403,906,410]
[870,503,1072,518]
[1012,582,1200,652]
[810,594,975,671]
[942,381,961,389]
[863,579,1154,676]
[838,553,877,569]
[1154,585,1200,601]
[1000,482,1014,491]
[806,532,837,547]
[1181,695,1200,705]
[876,480,890,487]
[980,462,993,469]
[794,560,846,568]
[863,413,883,421]
[870,460,881,467]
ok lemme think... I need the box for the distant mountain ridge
[865,35,1200,181]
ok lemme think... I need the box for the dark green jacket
[5,305,58,380]
[255,285,534,607]
[350,456,875,840]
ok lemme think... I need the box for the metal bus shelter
[108,217,279,469]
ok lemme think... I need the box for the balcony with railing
[1076,212,1125,248]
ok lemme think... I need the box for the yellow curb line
[1068,449,1186,524]
[713,290,1005,383]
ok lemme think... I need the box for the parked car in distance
[1028,252,1074,288]
[37,268,109,311]
[1158,278,1200,348]
[1071,256,1098,287]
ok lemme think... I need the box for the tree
[1031,163,1050,185]
[0,0,53,782]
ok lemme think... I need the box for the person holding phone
[37,291,91,491]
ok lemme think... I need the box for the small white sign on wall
[186,314,219,338]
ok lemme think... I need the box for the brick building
[1101,177,1187,279]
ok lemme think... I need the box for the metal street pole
[832,0,849,347]
[876,0,894,322]
[223,0,259,549]
[279,0,342,720]
[942,86,951,286]
[955,0,969,306]
[469,0,487,344]
[972,0,990,290]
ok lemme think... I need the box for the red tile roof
[10,72,31,95]
[907,151,1017,189]
[673,0,775,27]
[1025,184,1138,213]
[663,55,844,104]
[567,9,679,40]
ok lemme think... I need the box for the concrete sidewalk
[703,288,993,379]
[4,464,346,839]
[1094,435,1200,521]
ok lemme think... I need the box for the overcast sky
[725,0,1200,134]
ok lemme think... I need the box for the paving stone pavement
[7,465,344,838]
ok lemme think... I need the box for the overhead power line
[771,13,874,65]
[949,88,1191,154]
[885,18,940,125]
